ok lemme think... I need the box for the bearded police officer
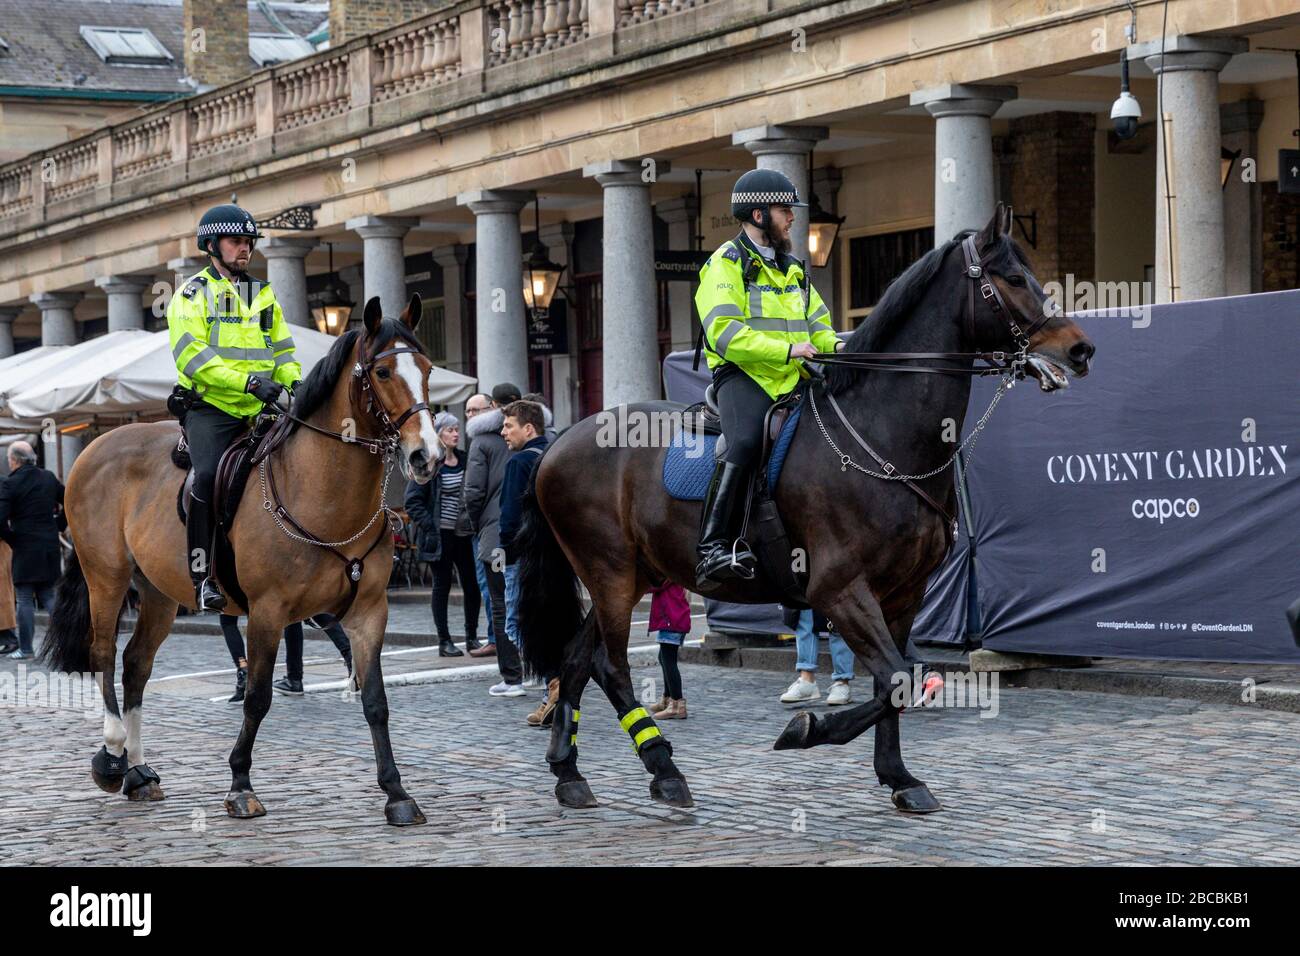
[693,169,845,590]
[167,204,302,611]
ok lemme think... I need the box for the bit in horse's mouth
[1026,353,1071,392]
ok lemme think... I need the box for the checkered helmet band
[731,190,799,205]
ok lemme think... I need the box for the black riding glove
[245,376,284,405]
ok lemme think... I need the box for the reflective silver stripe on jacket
[714,320,746,357]
[747,317,809,335]
[271,336,295,352]
[172,332,196,361]
[703,303,743,326]
[213,345,274,361]
[273,351,295,368]
[182,346,220,379]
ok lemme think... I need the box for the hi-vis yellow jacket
[695,232,839,399]
[167,265,302,419]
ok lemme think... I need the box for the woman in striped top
[404,412,484,657]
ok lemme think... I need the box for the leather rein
[250,341,430,621]
[805,235,1054,535]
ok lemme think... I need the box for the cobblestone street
[2,627,1298,866]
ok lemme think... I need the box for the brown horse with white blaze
[41,294,442,826]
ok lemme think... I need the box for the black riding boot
[695,460,756,591]
[186,495,226,612]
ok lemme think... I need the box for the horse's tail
[39,549,93,673]
[516,461,583,680]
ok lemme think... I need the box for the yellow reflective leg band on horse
[618,706,662,754]
[570,708,580,747]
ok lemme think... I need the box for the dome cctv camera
[1111,90,1141,140]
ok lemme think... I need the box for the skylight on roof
[80,26,174,66]
[249,33,315,68]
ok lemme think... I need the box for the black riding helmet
[730,169,807,230]
[196,203,262,263]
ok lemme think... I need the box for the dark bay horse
[41,295,442,826]
[516,206,1095,815]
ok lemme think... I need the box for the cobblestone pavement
[3,628,1299,866]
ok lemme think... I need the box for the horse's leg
[117,578,178,802]
[870,606,939,813]
[547,609,599,809]
[348,600,425,826]
[588,602,694,809]
[773,580,939,811]
[224,606,284,819]
[85,569,132,794]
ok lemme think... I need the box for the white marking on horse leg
[396,352,442,462]
[124,707,145,766]
[103,711,126,758]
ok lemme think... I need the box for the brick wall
[1261,181,1300,292]
[330,0,444,44]
[1002,112,1096,288]
[184,0,250,88]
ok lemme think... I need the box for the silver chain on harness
[808,371,1015,482]
[258,445,402,548]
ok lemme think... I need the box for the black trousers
[482,563,522,684]
[432,532,481,642]
[713,363,776,469]
[184,403,247,502]
[220,615,351,680]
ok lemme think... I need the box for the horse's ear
[400,293,422,331]
[975,206,1001,250]
[1001,203,1014,237]
[363,296,383,336]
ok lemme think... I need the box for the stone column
[345,216,417,319]
[654,196,698,353]
[909,84,1018,245]
[810,165,844,328]
[259,237,316,327]
[338,264,364,329]
[456,190,532,394]
[93,275,151,332]
[732,125,827,264]
[1133,35,1248,302]
[584,160,665,408]
[31,292,82,346]
[540,221,576,428]
[1220,99,1265,297]
[0,307,19,358]
[432,244,469,373]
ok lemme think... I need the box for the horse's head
[969,204,1095,391]
[360,293,444,483]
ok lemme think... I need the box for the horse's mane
[824,230,1032,395]
[290,319,424,424]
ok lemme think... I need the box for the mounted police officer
[693,169,844,591]
[166,204,302,611]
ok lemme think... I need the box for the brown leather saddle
[173,412,294,609]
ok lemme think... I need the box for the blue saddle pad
[662,404,802,501]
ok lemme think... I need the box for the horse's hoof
[555,779,598,809]
[891,785,942,814]
[384,798,427,827]
[90,746,128,793]
[224,790,267,819]
[650,776,695,809]
[122,765,164,802]
[773,711,818,750]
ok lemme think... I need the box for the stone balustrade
[616,0,705,28]
[276,53,351,129]
[486,0,588,65]
[113,115,173,182]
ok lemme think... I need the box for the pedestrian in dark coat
[0,441,66,658]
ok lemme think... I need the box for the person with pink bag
[648,582,693,720]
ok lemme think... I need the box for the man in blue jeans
[0,441,65,660]
[781,608,856,705]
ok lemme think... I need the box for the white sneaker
[489,681,526,698]
[521,676,544,690]
[826,680,852,706]
[780,677,820,703]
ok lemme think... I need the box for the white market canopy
[4,327,478,423]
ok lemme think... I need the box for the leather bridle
[805,233,1058,538]
[251,336,434,622]
[811,234,1053,378]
